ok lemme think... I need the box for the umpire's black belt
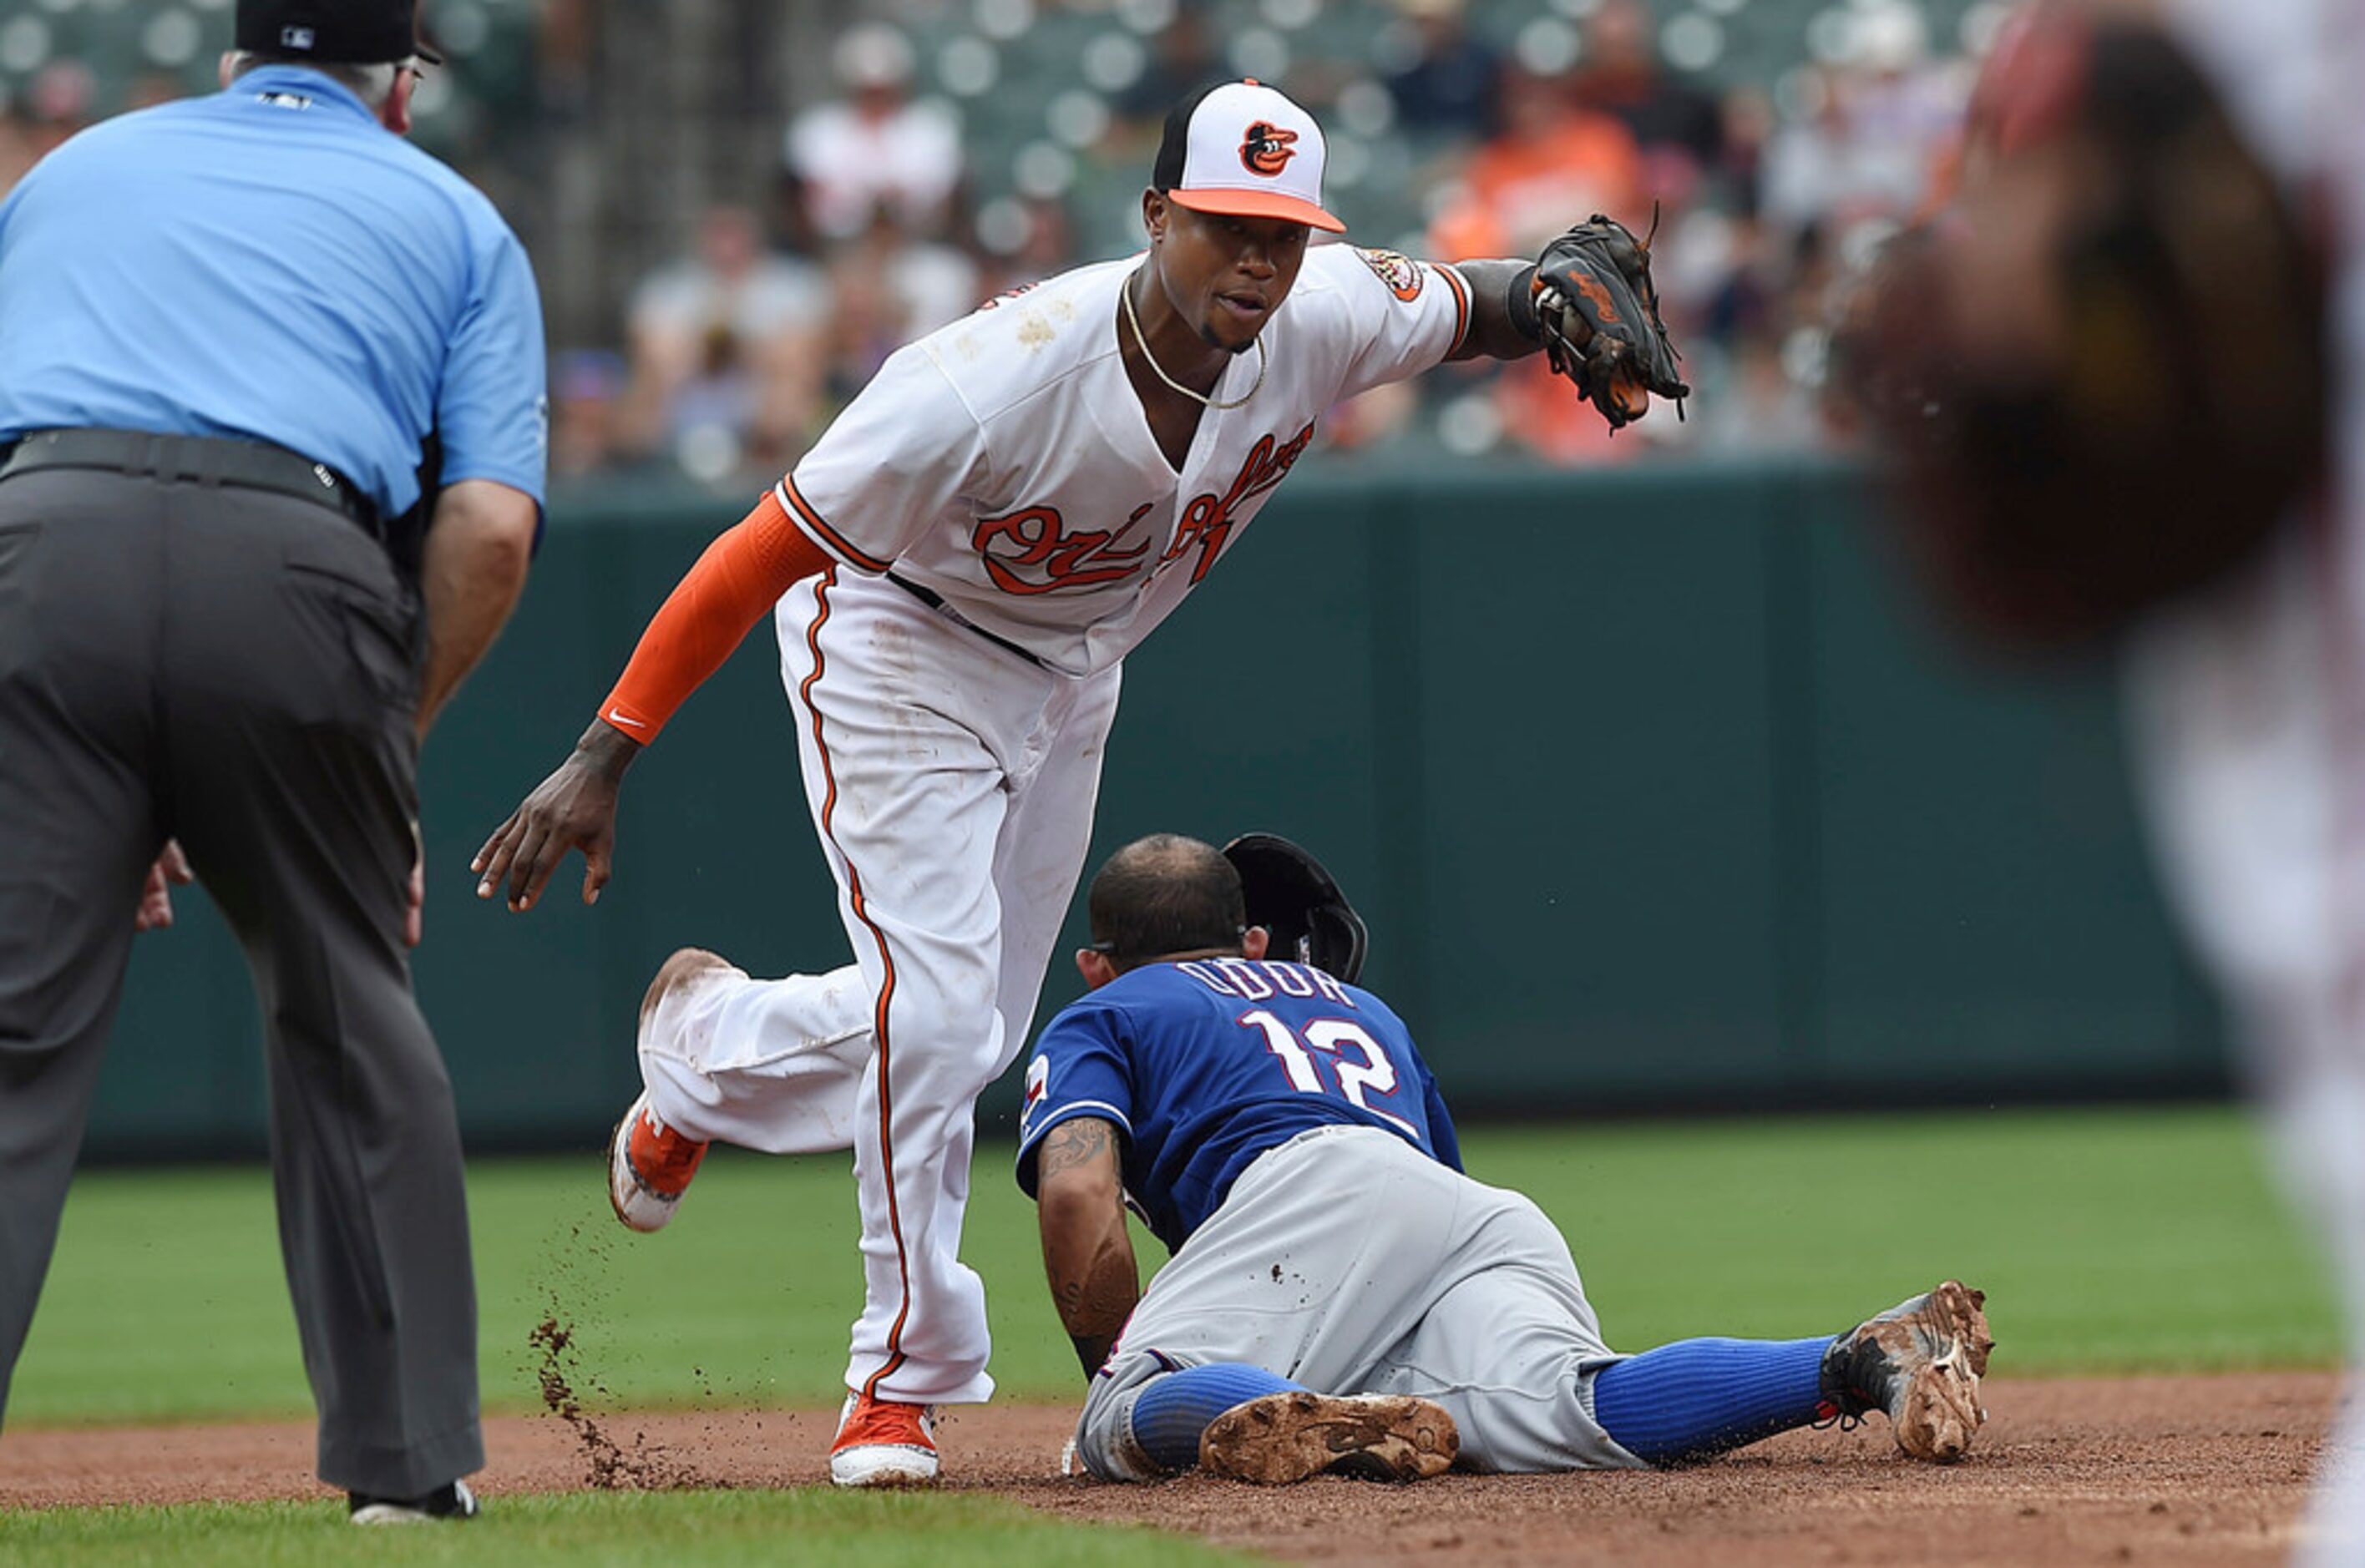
[0,428,381,537]
[886,572,1046,669]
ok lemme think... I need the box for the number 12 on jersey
[1238,1009,1418,1137]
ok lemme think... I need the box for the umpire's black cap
[237,0,442,66]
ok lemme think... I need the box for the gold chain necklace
[1121,270,1267,411]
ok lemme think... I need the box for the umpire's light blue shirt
[0,65,545,520]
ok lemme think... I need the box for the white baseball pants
[2125,523,2365,1566]
[639,569,1120,1405]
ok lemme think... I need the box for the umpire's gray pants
[0,470,481,1496]
[1079,1125,1646,1478]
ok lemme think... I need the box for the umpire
[0,0,544,1525]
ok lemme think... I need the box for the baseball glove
[1529,215,1690,431]
[1222,832,1368,984]
[1837,3,2328,650]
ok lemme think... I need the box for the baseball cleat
[1198,1391,1458,1485]
[829,1390,940,1487]
[1819,1279,1994,1463]
[348,1479,479,1524]
[607,1090,709,1233]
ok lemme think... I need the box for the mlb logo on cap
[236,0,441,66]
[1153,80,1345,233]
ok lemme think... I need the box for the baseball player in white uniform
[2120,4,2365,1560]
[1861,3,2363,1558]
[474,80,1669,1487]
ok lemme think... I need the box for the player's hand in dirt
[134,839,195,933]
[472,721,643,913]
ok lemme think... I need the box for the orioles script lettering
[970,421,1317,595]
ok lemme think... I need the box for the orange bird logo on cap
[1239,121,1299,177]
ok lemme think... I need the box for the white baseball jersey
[637,238,1483,1412]
[772,242,1472,675]
[2137,5,2365,1561]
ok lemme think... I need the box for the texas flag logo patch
[1020,1055,1050,1136]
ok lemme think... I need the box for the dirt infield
[0,1373,2341,1565]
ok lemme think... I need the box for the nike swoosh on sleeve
[605,709,649,731]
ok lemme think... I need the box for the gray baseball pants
[1079,1125,1646,1478]
[0,466,481,1497]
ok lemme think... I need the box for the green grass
[1497,1105,2342,1373]
[0,1490,1253,1566]
[13,1104,2340,1432]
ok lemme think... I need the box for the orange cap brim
[1170,187,1346,234]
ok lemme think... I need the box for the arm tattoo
[1039,1117,1115,1178]
[1035,1116,1136,1377]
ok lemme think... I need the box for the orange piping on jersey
[780,475,893,575]
[1434,261,1471,357]
[798,569,915,1398]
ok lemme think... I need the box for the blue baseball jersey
[1015,958,1461,1252]
[0,67,546,521]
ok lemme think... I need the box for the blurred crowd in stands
[0,0,2006,487]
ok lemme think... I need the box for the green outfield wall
[82,456,2223,1159]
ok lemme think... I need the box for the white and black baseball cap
[1152,79,1345,234]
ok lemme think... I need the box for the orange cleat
[829,1389,940,1487]
[607,1090,709,1233]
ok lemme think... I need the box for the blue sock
[1130,1363,1304,1472]
[1591,1336,1836,1466]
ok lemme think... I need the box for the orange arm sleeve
[598,489,835,741]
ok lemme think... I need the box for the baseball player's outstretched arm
[1449,233,1689,429]
[1442,258,1554,363]
[1034,1117,1139,1378]
[470,488,831,912]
